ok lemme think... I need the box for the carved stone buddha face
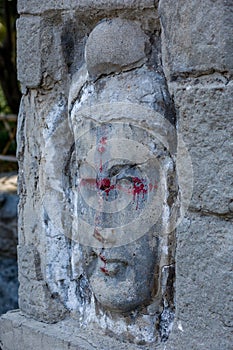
[71,119,171,313]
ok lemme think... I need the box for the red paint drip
[99,253,109,275]
[99,253,107,264]
[97,137,108,154]
[149,181,158,191]
[100,267,110,275]
[99,161,103,173]
[132,177,148,210]
[96,178,115,197]
[93,229,105,243]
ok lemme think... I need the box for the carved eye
[108,163,137,178]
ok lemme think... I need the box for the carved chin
[89,276,154,312]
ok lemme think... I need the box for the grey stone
[166,212,233,350]
[18,0,156,14]
[70,65,176,124]
[159,0,233,78]
[0,310,153,350]
[85,18,149,78]
[17,245,67,323]
[17,16,42,89]
[5,1,232,349]
[172,78,233,215]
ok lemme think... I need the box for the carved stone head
[67,17,177,344]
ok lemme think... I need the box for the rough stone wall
[15,1,177,343]
[159,1,233,349]
[0,1,232,349]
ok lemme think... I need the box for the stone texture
[17,16,42,88]
[18,0,156,14]
[159,4,233,347]
[159,0,233,78]
[17,245,67,323]
[167,212,233,350]
[0,310,156,350]
[173,77,233,215]
[1,1,232,349]
[85,18,149,78]
[15,90,71,323]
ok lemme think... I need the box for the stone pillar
[158,1,233,349]
[0,1,232,350]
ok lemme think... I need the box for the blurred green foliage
[0,0,19,168]
[0,84,10,114]
[0,0,21,114]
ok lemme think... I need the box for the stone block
[18,0,156,14]
[159,0,233,77]
[85,18,149,78]
[168,212,233,350]
[17,16,42,88]
[17,245,67,323]
[173,79,233,215]
[17,245,43,281]
[0,311,151,350]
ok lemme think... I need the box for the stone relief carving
[39,16,184,345]
[68,18,177,344]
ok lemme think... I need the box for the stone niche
[1,1,232,350]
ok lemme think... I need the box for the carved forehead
[70,102,177,155]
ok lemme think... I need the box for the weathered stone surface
[167,212,233,350]
[159,0,233,78]
[3,1,232,349]
[18,245,67,323]
[85,18,149,78]
[0,310,154,350]
[14,8,177,345]
[15,90,73,324]
[18,0,156,14]
[17,16,42,88]
[173,78,233,215]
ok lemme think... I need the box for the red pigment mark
[80,178,96,188]
[99,253,107,264]
[97,137,108,172]
[99,253,109,275]
[132,177,148,210]
[97,137,107,153]
[80,178,115,196]
[96,178,115,196]
[80,176,158,207]
[93,229,105,243]
[100,266,110,275]
[99,161,103,173]
[149,181,158,192]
